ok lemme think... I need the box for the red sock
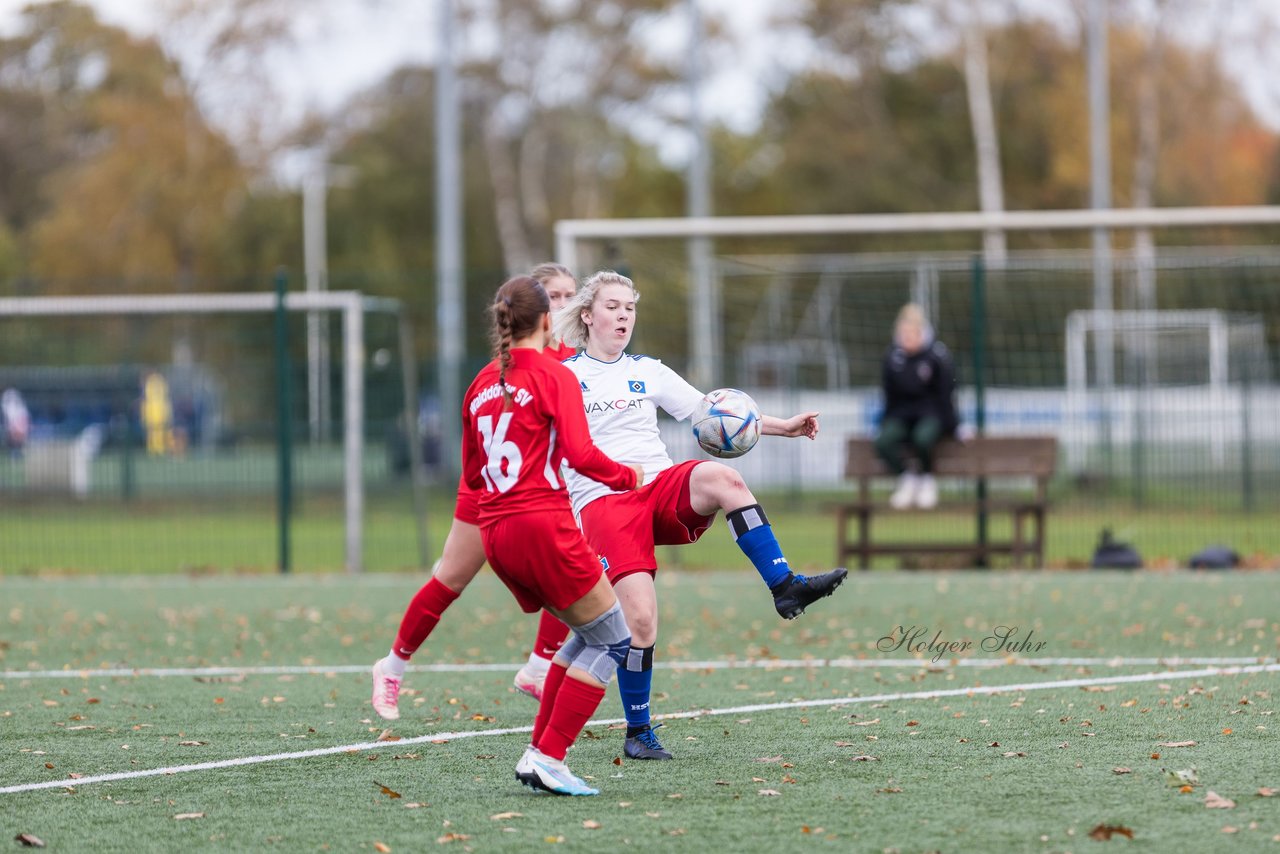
[535,675,606,761]
[391,577,460,659]
[531,661,569,747]
[532,611,570,661]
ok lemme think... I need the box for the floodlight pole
[436,0,465,479]
[1088,0,1115,473]
[686,0,717,390]
[303,155,331,445]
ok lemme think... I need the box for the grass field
[2,493,1278,574]
[3,571,1279,851]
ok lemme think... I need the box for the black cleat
[624,724,673,760]
[771,568,848,619]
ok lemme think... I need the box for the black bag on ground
[1189,545,1240,570]
[1091,529,1143,570]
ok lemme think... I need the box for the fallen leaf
[905,721,919,727]
[1222,728,1233,735]
[876,787,903,794]
[376,729,401,742]
[751,777,766,783]
[1158,741,1196,748]
[1151,753,1160,760]
[850,755,879,762]
[582,820,601,829]
[490,812,523,820]
[436,833,470,843]
[373,782,401,799]
[1181,785,1195,794]
[1088,824,1135,840]
[1257,787,1277,797]
[1113,767,1133,775]
[1222,826,1239,834]
[1205,791,1236,809]
[758,789,782,796]
[755,756,784,763]
[1003,751,1028,758]
[14,834,45,848]
[374,844,391,854]
[834,741,855,747]
[173,813,205,821]
[1164,768,1199,786]
[612,757,622,766]
[178,741,207,746]
[852,718,880,726]
[403,803,428,809]
[1081,685,1117,693]
[714,781,729,786]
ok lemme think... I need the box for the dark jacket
[880,339,959,436]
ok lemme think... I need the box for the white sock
[523,652,551,675]
[382,650,407,677]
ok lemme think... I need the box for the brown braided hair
[490,275,550,404]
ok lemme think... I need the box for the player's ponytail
[489,275,551,404]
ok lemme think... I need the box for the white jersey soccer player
[561,352,703,517]
[531,270,847,763]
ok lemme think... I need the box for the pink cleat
[371,659,402,720]
[512,664,547,702]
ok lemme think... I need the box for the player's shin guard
[617,645,655,734]
[726,504,791,589]
[531,660,570,747]
[535,675,607,761]
[392,577,461,659]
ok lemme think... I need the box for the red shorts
[578,460,715,584]
[454,476,480,526]
[481,509,605,613]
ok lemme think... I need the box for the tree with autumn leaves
[0,0,1277,300]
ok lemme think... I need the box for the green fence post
[274,268,294,574]
[971,255,988,568]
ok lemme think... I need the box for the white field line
[3,656,1277,680]
[3,663,1279,796]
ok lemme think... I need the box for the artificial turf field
[2,570,1279,852]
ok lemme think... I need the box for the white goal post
[0,290,409,573]
[555,205,1280,391]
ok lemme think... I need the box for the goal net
[0,291,424,573]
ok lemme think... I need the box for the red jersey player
[371,265,577,721]
[464,274,639,796]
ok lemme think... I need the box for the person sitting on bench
[873,303,960,510]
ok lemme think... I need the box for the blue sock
[727,504,792,589]
[617,645,654,732]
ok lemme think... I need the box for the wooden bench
[836,435,1058,570]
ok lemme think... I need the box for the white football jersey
[561,351,704,515]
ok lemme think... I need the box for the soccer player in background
[874,303,960,510]
[462,274,642,795]
[540,270,848,761]
[370,264,576,720]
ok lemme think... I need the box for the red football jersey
[543,340,577,362]
[454,341,577,521]
[461,347,634,524]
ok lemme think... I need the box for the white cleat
[889,473,919,510]
[915,474,938,509]
[515,746,599,796]
[513,664,547,701]
[370,659,402,721]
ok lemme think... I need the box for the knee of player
[701,461,751,499]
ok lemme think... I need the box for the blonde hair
[529,262,574,286]
[896,303,926,329]
[552,270,640,349]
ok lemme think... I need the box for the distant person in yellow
[141,372,175,456]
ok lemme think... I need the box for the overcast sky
[1,0,1276,148]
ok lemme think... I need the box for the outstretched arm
[762,412,819,440]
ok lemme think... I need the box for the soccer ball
[692,388,761,459]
